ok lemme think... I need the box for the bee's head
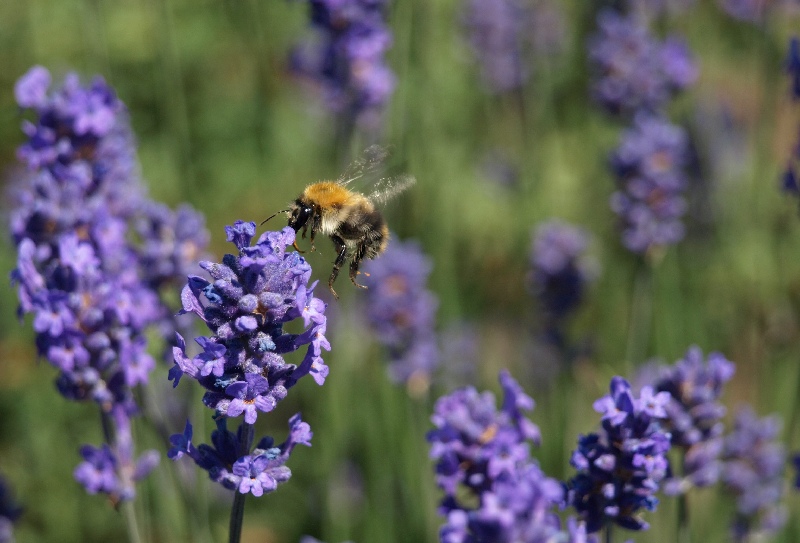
[287,199,313,231]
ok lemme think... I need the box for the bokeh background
[1,0,800,541]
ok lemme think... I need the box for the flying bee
[262,145,416,299]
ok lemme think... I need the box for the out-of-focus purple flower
[588,9,697,117]
[168,222,327,493]
[361,237,438,388]
[782,38,800,204]
[565,377,672,533]
[291,0,395,132]
[6,66,209,502]
[0,476,22,543]
[719,0,767,21]
[301,538,355,543]
[721,407,787,541]
[609,113,690,254]
[462,0,565,93]
[787,37,800,100]
[529,220,597,322]
[429,371,588,542]
[428,371,541,498]
[644,346,735,494]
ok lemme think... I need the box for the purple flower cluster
[169,221,329,494]
[529,220,595,322]
[720,408,787,541]
[169,414,312,496]
[291,0,395,132]
[361,237,438,387]
[428,371,593,542]
[609,113,690,253]
[588,9,697,117]
[565,377,672,533]
[588,9,697,255]
[462,0,564,93]
[9,66,208,502]
[648,347,735,494]
[0,477,22,543]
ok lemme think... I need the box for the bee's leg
[310,214,322,252]
[328,235,348,299]
[349,243,369,290]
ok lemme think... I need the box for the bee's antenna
[261,209,290,225]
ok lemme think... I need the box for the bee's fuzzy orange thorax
[302,181,358,210]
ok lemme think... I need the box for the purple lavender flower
[291,0,395,132]
[462,0,565,93]
[0,477,22,543]
[721,407,787,541]
[609,113,690,254]
[361,237,438,388]
[429,371,589,542]
[8,66,193,502]
[644,347,735,494]
[169,221,328,493]
[529,220,596,322]
[565,377,672,533]
[588,9,697,117]
[169,414,311,495]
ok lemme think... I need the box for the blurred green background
[1,0,800,542]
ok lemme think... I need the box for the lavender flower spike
[721,407,787,542]
[609,113,690,254]
[168,221,329,494]
[648,346,735,494]
[362,237,439,389]
[291,0,396,132]
[565,376,672,533]
[9,66,174,502]
[588,9,697,117]
[429,371,589,542]
[529,220,597,329]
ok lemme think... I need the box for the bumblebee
[264,146,415,299]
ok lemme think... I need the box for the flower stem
[122,499,143,543]
[229,422,254,543]
[605,522,613,543]
[228,491,247,543]
[624,258,653,374]
[677,451,691,543]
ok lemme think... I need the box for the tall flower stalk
[168,221,330,541]
[9,66,207,505]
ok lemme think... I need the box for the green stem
[677,492,690,543]
[122,499,143,543]
[228,423,254,543]
[605,522,613,543]
[624,258,653,374]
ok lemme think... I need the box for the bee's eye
[290,205,313,231]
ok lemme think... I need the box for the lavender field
[1,0,800,542]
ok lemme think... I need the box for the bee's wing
[366,174,416,206]
[337,145,392,186]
